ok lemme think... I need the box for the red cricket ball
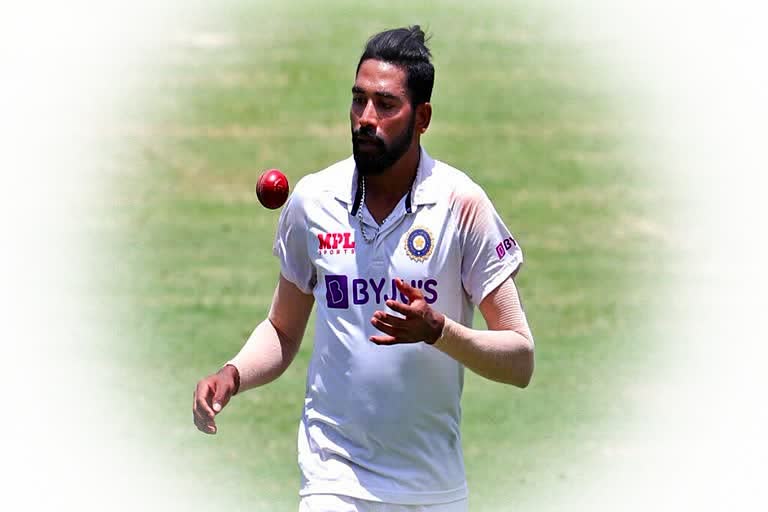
[256,169,289,209]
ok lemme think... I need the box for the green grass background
[96,1,665,510]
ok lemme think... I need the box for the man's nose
[359,100,378,129]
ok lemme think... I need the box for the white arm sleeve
[227,318,286,391]
[435,277,534,387]
[227,275,314,392]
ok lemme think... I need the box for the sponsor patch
[317,231,355,255]
[324,275,439,309]
[495,236,517,260]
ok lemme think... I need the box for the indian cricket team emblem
[404,226,434,262]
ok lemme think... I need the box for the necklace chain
[357,169,416,243]
[357,176,376,243]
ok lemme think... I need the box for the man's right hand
[193,364,239,435]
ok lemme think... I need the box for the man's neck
[364,144,421,202]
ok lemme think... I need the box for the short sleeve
[272,183,316,294]
[452,183,523,305]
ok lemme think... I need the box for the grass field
[96,1,665,510]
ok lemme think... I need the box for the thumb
[211,379,233,414]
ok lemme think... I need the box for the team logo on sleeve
[404,226,434,262]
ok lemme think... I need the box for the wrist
[432,317,456,348]
[424,311,446,345]
[220,363,241,395]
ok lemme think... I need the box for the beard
[352,116,415,176]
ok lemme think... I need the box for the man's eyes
[352,96,397,110]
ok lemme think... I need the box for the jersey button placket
[377,203,408,243]
[370,218,387,269]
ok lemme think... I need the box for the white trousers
[299,494,469,512]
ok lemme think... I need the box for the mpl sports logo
[317,232,355,255]
[324,275,439,309]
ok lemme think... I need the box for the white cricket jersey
[273,147,523,505]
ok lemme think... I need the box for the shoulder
[288,156,355,208]
[427,158,492,219]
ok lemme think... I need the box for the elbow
[510,342,535,389]
[515,369,533,389]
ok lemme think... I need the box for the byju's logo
[495,237,517,260]
[325,275,349,309]
[324,275,438,309]
[318,232,355,255]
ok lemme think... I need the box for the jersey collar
[334,146,441,215]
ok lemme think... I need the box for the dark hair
[356,25,434,106]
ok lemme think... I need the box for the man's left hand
[370,278,445,345]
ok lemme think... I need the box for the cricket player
[193,25,535,512]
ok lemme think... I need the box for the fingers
[193,369,238,435]
[394,278,423,301]
[370,311,424,344]
[370,313,409,339]
[193,380,218,435]
[384,299,412,317]
[369,334,399,345]
[373,311,409,328]
[372,279,439,346]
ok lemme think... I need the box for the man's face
[351,59,416,176]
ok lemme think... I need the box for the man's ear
[415,102,432,134]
